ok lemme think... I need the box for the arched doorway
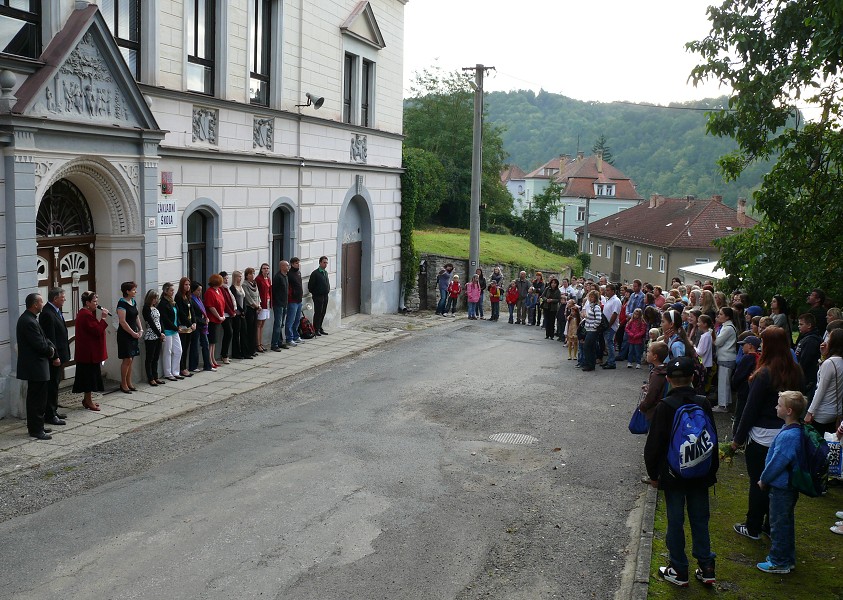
[36,178,97,370]
[340,195,369,317]
[186,210,208,286]
[271,204,294,267]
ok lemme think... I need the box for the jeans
[603,329,617,366]
[527,306,536,325]
[628,343,644,365]
[189,331,212,370]
[618,331,630,361]
[744,440,771,535]
[583,331,599,369]
[271,306,287,348]
[468,302,478,318]
[507,304,515,322]
[437,288,447,314]
[445,297,457,314]
[664,487,716,575]
[491,302,500,320]
[285,302,302,342]
[478,291,485,318]
[768,486,798,566]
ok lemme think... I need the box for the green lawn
[648,420,843,599]
[412,227,578,273]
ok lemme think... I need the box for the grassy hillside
[413,227,578,273]
[484,90,776,207]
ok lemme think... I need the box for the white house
[0,0,407,419]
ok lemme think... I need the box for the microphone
[97,305,111,315]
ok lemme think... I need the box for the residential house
[500,164,527,212]
[0,0,406,419]
[575,194,757,287]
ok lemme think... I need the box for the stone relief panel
[33,33,138,125]
[192,107,218,144]
[34,160,55,188]
[119,162,141,202]
[253,117,274,149]
[350,134,368,164]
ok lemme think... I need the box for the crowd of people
[16,257,333,439]
[437,263,843,585]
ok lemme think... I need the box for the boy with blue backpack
[645,356,720,588]
[756,390,808,574]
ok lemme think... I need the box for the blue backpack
[791,424,830,497]
[667,396,718,479]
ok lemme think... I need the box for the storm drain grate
[489,433,538,445]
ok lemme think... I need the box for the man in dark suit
[16,292,58,440]
[307,256,330,336]
[39,287,69,426]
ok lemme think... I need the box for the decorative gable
[12,5,158,131]
[341,1,386,50]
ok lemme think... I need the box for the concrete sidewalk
[0,313,445,477]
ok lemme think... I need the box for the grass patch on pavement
[648,426,843,599]
[412,227,578,273]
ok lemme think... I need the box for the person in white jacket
[712,307,738,412]
[806,328,843,434]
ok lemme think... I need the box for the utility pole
[463,64,494,273]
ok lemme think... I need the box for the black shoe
[272,346,282,352]
[56,412,67,419]
[43,428,53,434]
[315,331,322,336]
[31,431,52,440]
[602,364,617,369]
[44,416,66,426]
[319,329,328,335]
[581,368,595,372]
[695,564,716,586]
[659,566,689,587]
[281,344,289,349]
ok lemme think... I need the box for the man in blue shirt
[436,263,453,316]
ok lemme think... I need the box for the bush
[485,223,511,235]
[576,252,591,274]
[551,236,578,256]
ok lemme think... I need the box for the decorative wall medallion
[36,256,48,281]
[253,117,273,149]
[60,251,90,278]
[192,107,218,144]
[34,160,54,187]
[119,162,140,199]
[350,134,368,163]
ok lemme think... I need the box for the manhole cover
[489,433,538,445]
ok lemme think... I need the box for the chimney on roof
[596,150,603,173]
[712,194,723,203]
[577,151,584,161]
[649,193,666,208]
[560,154,570,163]
[737,197,747,226]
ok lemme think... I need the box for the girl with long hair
[712,306,739,411]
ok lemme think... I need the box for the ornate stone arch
[337,182,374,314]
[38,156,140,236]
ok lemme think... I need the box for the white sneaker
[636,364,641,369]
[288,340,298,346]
[627,363,633,368]
[712,405,729,413]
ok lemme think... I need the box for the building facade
[0,0,406,419]
[575,194,756,287]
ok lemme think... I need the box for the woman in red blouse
[72,291,110,411]
[204,273,227,369]
[254,263,272,352]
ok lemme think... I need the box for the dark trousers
[544,309,556,338]
[664,487,715,575]
[244,307,257,356]
[189,331,212,370]
[231,314,244,358]
[744,440,771,535]
[179,331,193,372]
[583,331,600,369]
[45,364,61,420]
[220,318,233,359]
[25,379,48,435]
[144,339,161,381]
[313,294,328,331]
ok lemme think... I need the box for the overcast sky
[403,0,729,104]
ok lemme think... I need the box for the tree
[687,0,843,307]
[592,134,614,165]
[402,148,446,227]
[403,66,511,229]
[509,180,565,252]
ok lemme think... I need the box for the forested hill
[484,90,772,207]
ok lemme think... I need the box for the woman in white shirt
[712,307,738,412]
[806,329,843,434]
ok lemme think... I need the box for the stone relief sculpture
[42,32,131,122]
[192,107,218,144]
[253,117,274,149]
[350,134,368,164]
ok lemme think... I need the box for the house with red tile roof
[574,194,757,286]
[522,152,642,239]
[501,165,528,211]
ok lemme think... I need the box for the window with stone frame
[187,0,215,95]
[342,51,375,126]
[635,250,641,267]
[101,0,141,79]
[0,0,40,59]
[647,252,653,270]
[659,255,666,273]
[249,0,272,105]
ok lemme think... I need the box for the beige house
[575,194,756,287]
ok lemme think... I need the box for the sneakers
[757,561,791,574]
[695,565,716,586]
[836,510,843,519]
[658,565,689,587]
[636,363,641,369]
[627,362,634,368]
[712,405,729,413]
[734,523,760,540]
[288,340,298,346]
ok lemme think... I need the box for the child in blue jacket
[757,390,808,574]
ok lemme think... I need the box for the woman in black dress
[117,281,143,393]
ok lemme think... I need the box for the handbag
[629,385,650,434]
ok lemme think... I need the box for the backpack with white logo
[667,396,718,479]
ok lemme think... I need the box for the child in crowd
[695,314,714,389]
[525,286,538,326]
[758,316,774,336]
[505,281,519,324]
[756,391,807,574]
[488,281,501,322]
[567,304,580,360]
[639,341,668,421]
[750,315,762,336]
[466,274,481,320]
[625,308,647,369]
[731,335,761,435]
[446,274,460,316]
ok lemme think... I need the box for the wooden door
[342,241,362,317]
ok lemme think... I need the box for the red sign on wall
[161,171,173,195]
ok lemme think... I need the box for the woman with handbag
[806,328,843,434]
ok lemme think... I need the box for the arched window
[271,206,285,268]
[187,211,208,286]
[36,179,94,238]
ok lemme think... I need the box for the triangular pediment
[341,1,386,50]
[13,5,158,130]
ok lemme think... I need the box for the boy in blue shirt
[757,390,807,574]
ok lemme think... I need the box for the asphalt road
[0,320,649,600]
